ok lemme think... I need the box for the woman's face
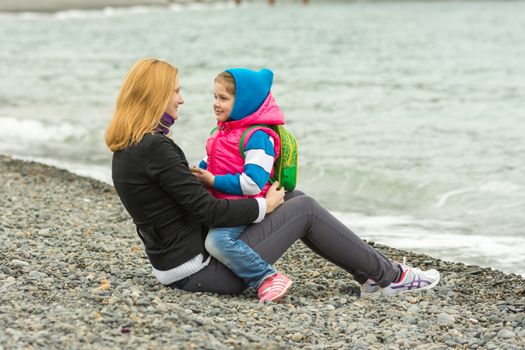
[213,81,235,122]
[165,77,184,119]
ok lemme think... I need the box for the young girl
[193,68,292,302]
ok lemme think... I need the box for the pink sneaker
[257,273,293,303]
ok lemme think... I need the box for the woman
[105,58,440,301]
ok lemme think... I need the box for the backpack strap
[239,124,270,158]
[210,126,219,135]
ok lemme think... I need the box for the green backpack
[239,124,298,191]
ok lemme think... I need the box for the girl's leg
[205,226,275,289]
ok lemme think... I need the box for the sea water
[1,1,524,275]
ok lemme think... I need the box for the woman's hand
[191,167,215,188]
[265,182,285,214]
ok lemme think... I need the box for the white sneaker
[382,263,440,297]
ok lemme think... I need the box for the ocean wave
[435,182,523,208]
[0,117,84,143]
[435,187,477,208]
[169,1,239,12]
[333,211,525,276]
[54,5,159,19]
[0,2,239,20]
[0,4,162,19]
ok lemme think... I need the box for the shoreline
[1,154,524,348]
[0,0,182,13]
[6,152,525,277]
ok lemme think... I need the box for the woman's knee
[174,261,247,295]
[291,195,318,212]
[284,190,305,201]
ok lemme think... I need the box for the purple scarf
[155,112,175,135]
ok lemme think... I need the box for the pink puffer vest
[206,93,285,199]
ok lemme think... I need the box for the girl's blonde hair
[105,58,178,152]
[215,71,235,96]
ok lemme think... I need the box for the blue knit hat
[225,68,273,120]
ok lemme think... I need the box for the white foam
[435,181,523,208]
[479,181,522,194]
[0,2,239,20]
[435,187,476,208]
[333,211,525,276]
[169,2,238,12]
[54,5,159,19]
[0,12,46,20]
[0,117,83,144]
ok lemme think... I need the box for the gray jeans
[172,192,400,294]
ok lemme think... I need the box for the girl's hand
[192,167,215,187]
[190,166,201,174]
[264,182,285,214]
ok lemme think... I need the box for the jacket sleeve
[214,130,275,196]
[145,136,264,226]
[198,155,208,170]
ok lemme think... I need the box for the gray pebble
[291,332,303,341]
[1,266,13,275]
[10,259,30,268]
[486,342,498,350]
[437,313,455,326]
[401,316,417,325]
[407,305,420,313]
[497,329,516,339]
[28,270,47,279]
[445,340,456,347]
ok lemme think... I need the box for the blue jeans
[204,225,276,289]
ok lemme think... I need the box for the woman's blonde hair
[105,58,178,152]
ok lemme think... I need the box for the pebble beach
[0,154,524,349]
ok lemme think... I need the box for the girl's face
[213,82,235,122]
[165,77,184,119]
